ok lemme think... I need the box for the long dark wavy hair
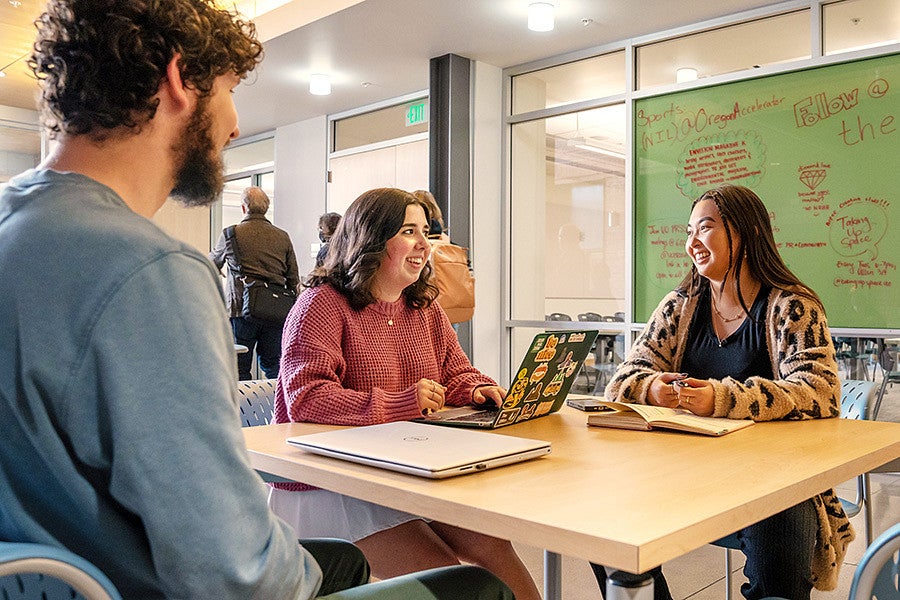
[29,0,263,139]
[677,184,822,312]
[307,188,440,311]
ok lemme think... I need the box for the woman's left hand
[473,385,507,408]
[674,378,714,416]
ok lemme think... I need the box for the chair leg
[863,473,873,547]
[872,376,889,420]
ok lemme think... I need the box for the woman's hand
[473,385,507,408]
[648,373,686,407]
[416,379,446,414]
[675,378,715,416]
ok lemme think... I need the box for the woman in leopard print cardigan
[594,185,852,600]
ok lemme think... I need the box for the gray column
[429,53,473,356]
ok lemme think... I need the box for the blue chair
[237,378,277,427]
[237,379,292,483]
[0,541,122,600]
[717,380,875,598]
[848,522,900,600]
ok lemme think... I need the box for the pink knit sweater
[272,283,495,491]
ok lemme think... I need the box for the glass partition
[510,104,626,323]
[511,51,625,114]
[636,10,810,89]
[824,0,900,56]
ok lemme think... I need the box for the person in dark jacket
[210,186,300,379]
[315,211,341,268]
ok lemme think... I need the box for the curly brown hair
[29,0,263,138]
[307,188,439,311]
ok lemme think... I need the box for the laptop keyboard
[445,410,497,423]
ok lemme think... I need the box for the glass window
[0,123,41,190]
[333,98,429,152]
[824,0,900,55]
[637,10,810,89]
[510,104,626,323]
[511,51,626,114]
[223,137,274,174]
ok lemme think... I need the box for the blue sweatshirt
[0,170,321,599]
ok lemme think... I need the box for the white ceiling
[3,0,894,144]
[232,0,785,138]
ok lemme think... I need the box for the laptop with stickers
[286,421,551,479]
[417,329,599,429]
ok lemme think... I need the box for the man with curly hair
[0,2,514,599]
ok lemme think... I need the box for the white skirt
[268,487,427,542]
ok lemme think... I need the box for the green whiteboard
[634,53,899,330]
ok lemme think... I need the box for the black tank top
[681,285,773,381]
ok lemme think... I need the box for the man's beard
[169,98,226,208]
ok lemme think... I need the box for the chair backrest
[546,312,571,321]
[577,312,602,322]
[237,379,277,427]
[0,541,122,600]
[849,522,900,600]
[840,380,874,421]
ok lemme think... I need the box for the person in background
[271,187,542,600]
[210,186,299,380]
[315,211,341,267]
[591,184,851,600]
[0,2,513,599]
[412,189,448,239]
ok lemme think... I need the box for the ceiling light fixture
[676,67,699,83]
[528,2,554,32]
[309,73,331,96]
[568,138,625,159]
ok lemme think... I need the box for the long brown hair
[677,184,822,311]
[307,188,439,310]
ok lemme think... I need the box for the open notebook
[286,421,551,478]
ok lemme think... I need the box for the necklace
[711,292,745,323]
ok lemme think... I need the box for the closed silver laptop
[286,421,551,479]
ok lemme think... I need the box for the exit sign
[405,101,429,126]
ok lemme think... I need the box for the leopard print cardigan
[606,287,852,590]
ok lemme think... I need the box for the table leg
[543,550,562,600]
[606,570,655,599]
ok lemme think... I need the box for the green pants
[302,539,514,600]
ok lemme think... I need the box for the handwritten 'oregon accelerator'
[638,95,784,150]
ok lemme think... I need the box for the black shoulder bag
[223,226,297,324]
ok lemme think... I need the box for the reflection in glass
[824,0,899,56]
[637,11,810,89]
[510,105,626,322]
[512,52,625,114]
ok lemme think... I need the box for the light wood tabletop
[242,407,899,575]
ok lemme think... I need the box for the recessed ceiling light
[309,73,331,96]
[676,67,699,83]
[528,2,554,32]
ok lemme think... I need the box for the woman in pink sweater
[271,188,541,600]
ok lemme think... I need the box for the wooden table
[243,408,899,599]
